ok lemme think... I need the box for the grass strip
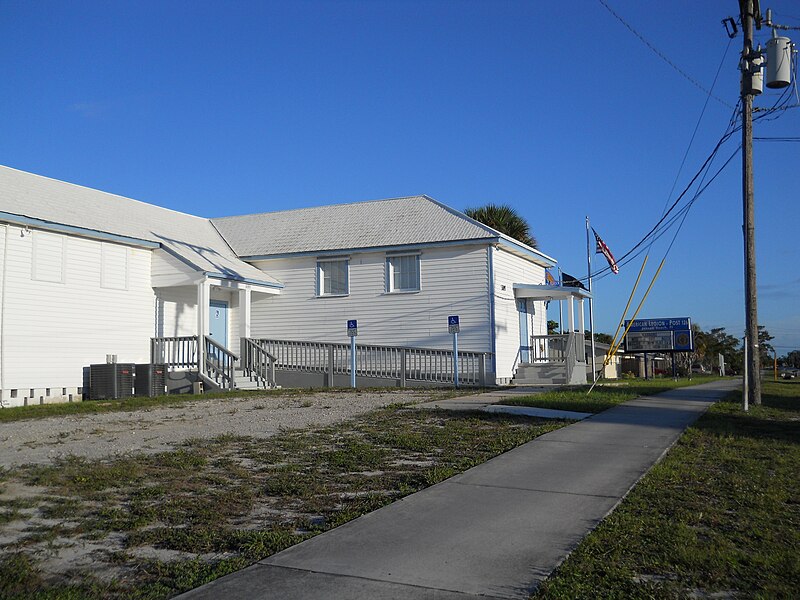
[0,386,473,424]
[0,405,567,599]
[0,388,307,423]
[533,379,800,598]
[503,375,725,414]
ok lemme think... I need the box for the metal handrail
[203,335,237,390]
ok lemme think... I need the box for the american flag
[593,228,619,274]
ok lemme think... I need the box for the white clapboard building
[0,165,590,406]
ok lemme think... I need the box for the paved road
[178,380,738,600]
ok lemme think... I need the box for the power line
[657,38,733,223]
[585,109,741,282]
[754,136,800,141]
[597,0,735,109]
[589,144,740,284]
[586,75,797,282]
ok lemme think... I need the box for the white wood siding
[31,231,65,283]
[151,249,197,287]
[250,244,491,352]
[0,226,155,406]
[0,225,6,398]
[101,243,129,290]
[491,247,547,381]
[154,286,197,338]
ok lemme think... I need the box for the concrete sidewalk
[179,380,738,600]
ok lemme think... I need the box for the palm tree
[464,203,537,248]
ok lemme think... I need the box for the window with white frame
[317,259,349,296]
[386,254,420,292]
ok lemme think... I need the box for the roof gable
[0,165,282,288]
[212,196,496,257]
[213,195,556,267]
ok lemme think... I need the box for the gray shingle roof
[0,165,281,287]
[212,196,502,257]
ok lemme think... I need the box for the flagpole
[586,216,597,382]
[558,267,563,333]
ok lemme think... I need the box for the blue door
[209,300,228,349]
[518,299,530,363]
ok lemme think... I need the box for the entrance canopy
[512,284,592,301]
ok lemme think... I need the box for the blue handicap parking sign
[448,315,460,334]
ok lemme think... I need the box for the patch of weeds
[16,525,62,547]
[0,506,20,525]
[146,448,207,471]
[24,455,144,496]
[37,496,81,520]
[130,525,307,560]
[323,439,388,471]
[0,552,42,599]
[133,555,251,599]
[324,494,396,530]
[85,505,152,533]
[233,528,308,559]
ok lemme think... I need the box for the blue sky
[2,0,799,354]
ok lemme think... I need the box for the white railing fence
[151,336,198,370]
[252,339,489,386]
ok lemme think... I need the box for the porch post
[567,297,575,332]
[239,286,252,340]
[197,277,211,372]
[578,298,585,334]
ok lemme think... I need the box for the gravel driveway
[0,390,435,468]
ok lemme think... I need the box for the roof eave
[0,211,160,249]
[241,237,498,261]
[203,271,284,289]
[497,238,557,267]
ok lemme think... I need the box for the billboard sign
[624,317,693,353]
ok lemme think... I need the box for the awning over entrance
[512,283,592,301]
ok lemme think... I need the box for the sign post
[347,320,358,388]
[448,316,460,388]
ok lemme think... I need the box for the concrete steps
[199,368,276,392]
[233,368,275,390]
[512,363,568,385]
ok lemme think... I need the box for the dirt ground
[1,389,549,599]
[0,390,436,469]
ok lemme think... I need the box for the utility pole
[739,0,761,405]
